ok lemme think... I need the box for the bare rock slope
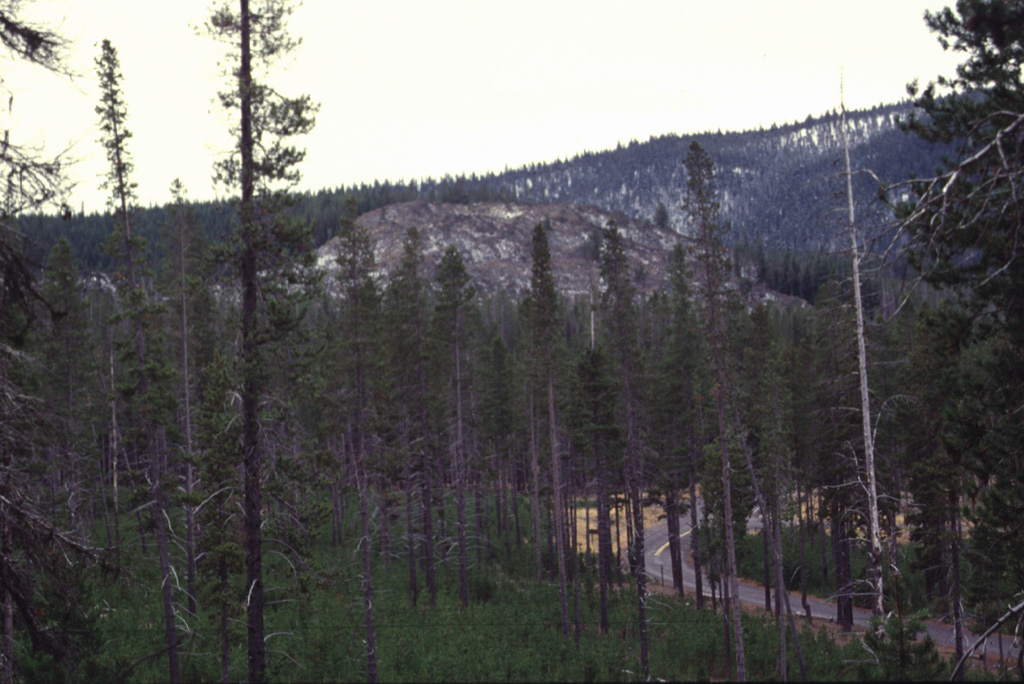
[316,199,678,298]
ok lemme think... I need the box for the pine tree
[384,227,436,606]
[38,239,99,538]
[599,221,650,677]
[96,38,182,682]
[159,179,210,619]
[432,246,476,607]
[901,4,1024,661]
[527,222,570,635]
[571,344,622,634]
[652,244,705,603]
[479,334,516,563]
[0,13,106,680]
[200,3,318,678]
[333,197,381,682]
[0,5,72,348]
[809,277,860,630]
[683,140,746,680]
[195,351,244,684]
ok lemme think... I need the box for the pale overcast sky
[4,0,964,214]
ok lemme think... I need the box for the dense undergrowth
[33,496,985,683]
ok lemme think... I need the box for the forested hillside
[21,102,950,277]
[3,2,1024,683]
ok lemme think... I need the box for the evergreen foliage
[899,0,1024,663]
[7,4,1024,682]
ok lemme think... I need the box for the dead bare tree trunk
[840,87,884,620]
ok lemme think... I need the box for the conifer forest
[2,1,1024,681]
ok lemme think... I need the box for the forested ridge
[20,100,949,277]
[2,1,1024,683]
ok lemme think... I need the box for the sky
[3,0,965,215]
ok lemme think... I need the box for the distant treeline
[17,101,946,287]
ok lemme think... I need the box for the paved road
[643,501,1021,665]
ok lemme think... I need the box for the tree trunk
[403,420,418,607]
[832,509,853,631]
[624,489,634,576]
[666,489,683,593]
[841,94,884,620]
[819,493,828,587]
[614,491,623,587]
[714,373,746,680]
[502,457,512,560]
[511,452,521,549]
[217,558,230,683]
[597,455,612,634]
[570,460,581,646]
[108,345,121,567]
[584,464,592,565]
[629,458,649,679]
[528,393,543,583]
[723,562,733,681]
[175,197,197,618]
[331,478,343,549]
[548,372,569,636]
[798,484,810,618]
[421,447,436,607]
[149,427,180,684]
[763,519,772,612]
[689,460,704,609]
[739,432,808,682]
[455,329,469,608]
[777,511,787,681]
[456,440,468,607]
[951,485,964,681]
[359,460,378,683]
[546,503,555,582]
[238,2,265,678]
[474,463,486,566]
[493,454,503,562]
[2,485,14,684]
[775,483,787,680]
[380,483,391,569]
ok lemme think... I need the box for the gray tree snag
[840,84,884,621]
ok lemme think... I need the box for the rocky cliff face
[314,198,807,309]
[315,199,679,299]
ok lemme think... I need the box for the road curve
[642,502,1021,665]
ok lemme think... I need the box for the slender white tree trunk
[841,89,884,619]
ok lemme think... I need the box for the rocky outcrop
[316,199,677,298]
[315,199,807,310]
